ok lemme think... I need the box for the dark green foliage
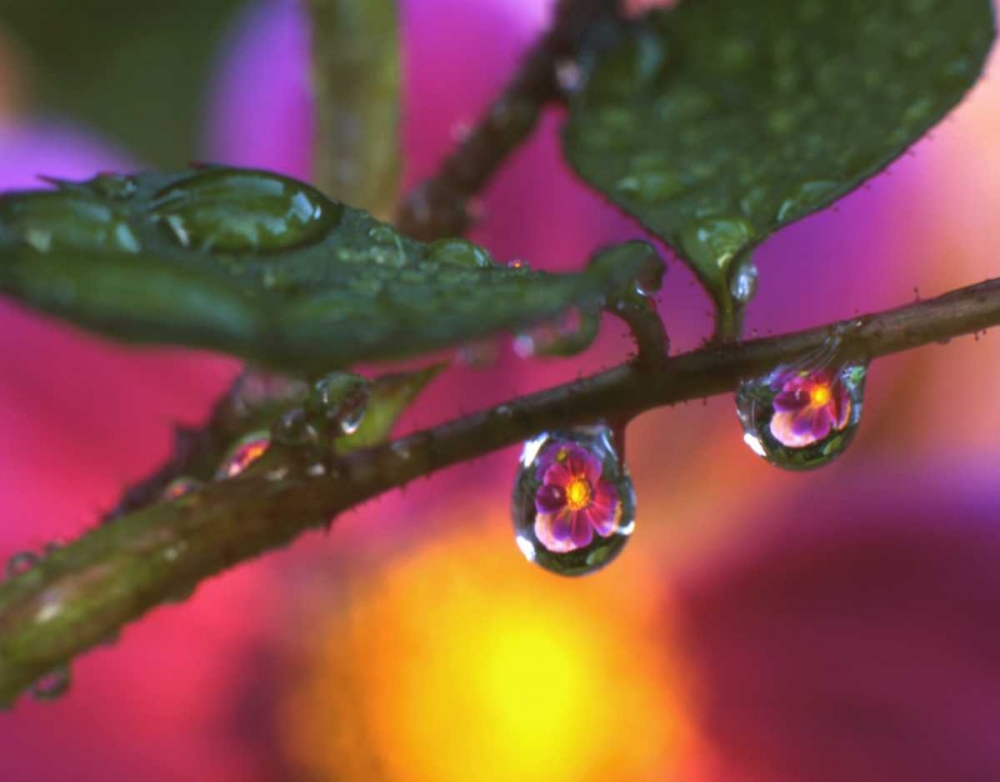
[0,168,660,372]
[563,0,995,325]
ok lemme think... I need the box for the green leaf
[0,168,658,373]
[563,0,995,331]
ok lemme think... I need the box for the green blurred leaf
[0,167,657,372]
[563,0,995,331]
[0,0,244,166]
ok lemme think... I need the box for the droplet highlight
[737,360,867,470]
[31,665,71,701]
[305,373,370,436]
[425,238,494,269]
[161,477,202,501]
[512,427,635,576]
[216,431,271,479]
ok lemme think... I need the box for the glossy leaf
[563,0,995,328]
[0,168,659,372]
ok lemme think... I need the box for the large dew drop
[737,360,867,470]
[149,168,343,254]
[512,426,635,576]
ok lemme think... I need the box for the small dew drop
[511,426,634,576]
[729,256,759,304]
[216,431,271,479]
[31,665,71,701]
[161,477,202,502]
[306,373,370,437]
[425,237,494,269]
[737,359,868,470]
[679,215,756,278]
[4,551,40,579]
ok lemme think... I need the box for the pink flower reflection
[534,442,619,551]
[769,368,851,448]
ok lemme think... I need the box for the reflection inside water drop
[737,359,867,470]
[512,426,635,576]
[216,431,271,479]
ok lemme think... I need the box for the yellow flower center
[809,384,832,407]
[565,477,592,511]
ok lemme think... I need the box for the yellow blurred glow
[810,385,831,407]
[566,476,592,510]
[281,523,692,782]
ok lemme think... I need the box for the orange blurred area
[2,1,1000,780]
[280,519,697,782]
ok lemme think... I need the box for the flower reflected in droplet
[769,369,851,448]
[533,443,620,552]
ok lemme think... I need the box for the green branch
[3,274,1000,704]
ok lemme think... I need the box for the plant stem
[2,275,999,704]
[395,0,621,240]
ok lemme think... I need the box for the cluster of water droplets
[211,372,371,482]
[3,543,73,701]
[737,349,868,470]
[512,425,635,576]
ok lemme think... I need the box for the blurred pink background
[1,1,1000,780]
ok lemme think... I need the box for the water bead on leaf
[425,237,495,269]
[0,191,141,254]
[305,372,370,436]
[512,427,635,576]
[216,431,271,479]
[149,168,343,253]
[737,361,867,470]
[160,477,202,502]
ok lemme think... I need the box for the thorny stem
[2,276,1000,704]
[395,0,621,240]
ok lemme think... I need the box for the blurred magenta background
[2,1,1000,780]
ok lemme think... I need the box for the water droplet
[0,192,140,254]
[555,59,585,94]
[615,169,686,202]
[512,426,635,576]
[4,550,40,579]
[737,360,867,470]
[150,168,343,254]
[306,373,370,436]
[367,225,409,267]
[513,307,600,358]
[729,256,759,304]
[160,477,202,502]
[271,408,320,448]
[87,173,138,200]
[425,238,494,269]
[678,215,756,280]
[216,431,270,479]
[31,665,71,701]
[505,258,530,270]
[775,180,839,223]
